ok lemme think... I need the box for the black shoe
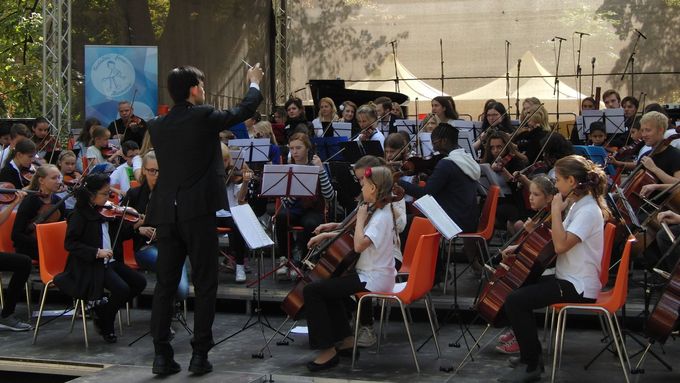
[101,332,117,343]
[306,354,340,372]
[152,354,181,375]
[508,356,544,372]
[335,346,359,359]
[188,353,213,375]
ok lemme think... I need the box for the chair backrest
[477,185,500,239]
[81,156,89,176]
[130,180,140,189]
[398,233,441,304]
[122,239,139,269]
[36,221,69,285]
[0,211,16,253]
[600,222,616,286]
[401,217,437,271]
[605,235,635,310]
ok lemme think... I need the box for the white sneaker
[289,268,299,280]
[275,257,288,277]
[356,325,377,348]
[235,264,246,283]
[0,314,32,331]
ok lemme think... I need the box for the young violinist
[12,165,64,260]
[483,130,529,232]
[0,123,31,169]
[473,102,514,152]
[0,139,37,189]
[354,104,385,148]
[496,174,557,355]
[586,122,607,147]
[73,117,100,172]
[87,125,120,167]
[421,113,441,133]
[398,123,482,274]
[515,104,549,164]
[216,144,252,283]
[253,121,281,164]
[499,155,609,382]
[303,166,399,372]
[56,150,81,215]
[275,132,334,279]
[0,189,33,331]
[54,173,147,344]
[313,97,339,137]
[122,151,189,301]
[310,155,406,348]
[31,117,59,162]
[109,140,140,196]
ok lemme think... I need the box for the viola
[20,166,36,186]
[614,139,644,161]
[126,115,142,130]
[400,154,446,177]
[98,201,141,223]
[281,186,404,319]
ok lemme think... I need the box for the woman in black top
[515,105,550,164]
[54,173,146,343]
[11,164,64,260]
[0,139,37,189]
[284,97,314,141]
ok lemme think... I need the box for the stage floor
[0,259,678,383]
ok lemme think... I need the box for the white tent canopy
[348,53,449,105]
[454,51,587,120]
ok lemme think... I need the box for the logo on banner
[90,53,135,98]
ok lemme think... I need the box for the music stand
[253,164,320,283]
[576,108,626,140]
[339,141,384,163]
[418,132,434,157]
[228,138,271,163]
[229,149,246,170]
[458,129,478,160]
[328,161,361,212]
[395,119,417,135]
[330,122,352,138]
[313,136,348,162]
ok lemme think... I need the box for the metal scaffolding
[42,0,72,133]
[273,0,289,105]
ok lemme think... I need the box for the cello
[281,186,404,320]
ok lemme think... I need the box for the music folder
[413,195,462,241]
[230,204,274,250]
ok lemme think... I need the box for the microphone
[387,40,397,46]
[634,28,647,39]
[517,59,522,70]
[552,36,567,41]
[591,57,596,65]
[574,31,590,36]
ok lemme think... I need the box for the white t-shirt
[86,146,105,165]
[392,199,407,262]
[356,205,397,292]
[555,194,604,299]
[132,155,143,173]
[353,130,385,149]
[110,163,135,194]
[0,146,11,169]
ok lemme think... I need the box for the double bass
[281,187,403,320]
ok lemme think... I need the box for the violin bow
[349,112,389,142]
[492,103,544,165]
[518,107,562,174]
[605,91,646,149]
[121,88,139,139]
[391,113,436,162]
[110,198,133,255]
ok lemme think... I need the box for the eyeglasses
[145,168,159,175]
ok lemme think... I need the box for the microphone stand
[505,40,511,111]
[574,31,590,109]
[515,59,521,119]
[390,40,399,92]
[621,29,646,97]
[590,57,596,98]
[440,39,445,96]
[553,36,566,127]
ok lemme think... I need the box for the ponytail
[554,155,611,220]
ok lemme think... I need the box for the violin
[20,166,36,186]
[126,115,142,130]
[613,139,644,161]
[98,201,141,223]
[0,182,39,204]
[492,153,515,172]
[400,154,446,177]
[101,144,120,160]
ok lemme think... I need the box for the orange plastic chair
[32,221,90,348]
[122,239,139,270]
[398,216,437,276]
[352,233,442,372]
[443,185,500,293]
[550,235,635,383]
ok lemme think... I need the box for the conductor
[147,64,264,375]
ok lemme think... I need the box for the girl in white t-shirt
[303,166,398,372]
[499,155,609,382]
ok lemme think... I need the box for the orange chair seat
[216,227,232,234]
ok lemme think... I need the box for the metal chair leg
[117,311,123,335]
[612,314,632,373]
[398,300,420,373]
[24,281,32,323]
[32,283,50,345]
[69,300,78,333]
[126,302,131,326]
[0,272,4,309]
[424,296,441,357]
[377,298,385,354]
[551,308,566,383]
[352,296,365,369]
[606,313,630,383]
[80,300,89,349]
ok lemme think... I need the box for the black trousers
[276,208,323,261]
[0,252,32,318]
[216,216,246,264]
[97,261,147,333]
[504,276,594,368]
[303,273,367,349]
[647,224,680,271]
[151,214,218,357]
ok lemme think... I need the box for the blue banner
[84,45,158,126]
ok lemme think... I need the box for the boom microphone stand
[621,29,647,97]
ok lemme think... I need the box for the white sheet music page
[230,204,274,250]
[413,195,462,240]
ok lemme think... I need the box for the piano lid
[308,79,409,110]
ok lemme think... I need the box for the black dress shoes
[152,354,181,375]
[306,353,340,372]
[188,353,213,375]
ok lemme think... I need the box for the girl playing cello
[498,155,609,382]
[303,166,398,372]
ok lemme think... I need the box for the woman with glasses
[122,151,189,301]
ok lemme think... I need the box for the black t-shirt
[107,116,148,147]
[650,146,680,177]
[516,128,548,164]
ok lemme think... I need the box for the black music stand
[228,138,271,164]
[250,164,320,283]
[339,140,384,163]
[577,108,626,141]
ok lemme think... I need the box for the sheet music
[418,132,433,157]
[227,138,271,162]
[451,120,475,130]
[458,129,478,160]
[576,108,625,140]
[413,195,462,240]
[260,164,320,197]
[230,204,274,250]
[331,122,352,138]
[395,119,417,135]
[229,149,245,170]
